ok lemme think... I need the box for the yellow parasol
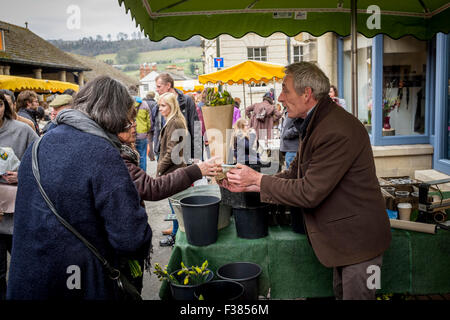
[0,75,79,93]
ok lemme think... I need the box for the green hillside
[95,46,203,81]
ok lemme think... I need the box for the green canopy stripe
[118,0,449,41]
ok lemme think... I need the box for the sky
[0,0,143,41]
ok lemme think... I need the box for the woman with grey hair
[7,76,153,300]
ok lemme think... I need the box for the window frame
[293,45,304,62]
[369,35,432,146]
[247,47,267,61]
[432,33,450,174]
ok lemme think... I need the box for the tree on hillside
[189,63,196,75]
[49,36,202,56]
[116,48,139,64]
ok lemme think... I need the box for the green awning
[118,0,449,41]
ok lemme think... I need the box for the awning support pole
[351,0,359,118]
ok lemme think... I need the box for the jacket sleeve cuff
[260,175,276,204]
[186,164,203,182]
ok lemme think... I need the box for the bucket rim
[217,262,262,282]
[180,195,221,207]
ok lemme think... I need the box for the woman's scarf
[56,109,122,150]
[120,143,140,166]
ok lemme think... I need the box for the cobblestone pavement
[141,159,174,300]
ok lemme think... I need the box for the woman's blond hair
[159,92,187,130]
[230,118,249,149]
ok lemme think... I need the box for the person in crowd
[6,76,153,300]
[156,92,189,247]
[117,109,220,291]
[221,62,391,300]
[0,93,38,300]
[16,90,41,136]
[329,85,347,108]
[129,86,152,172]
[197,89,207,109]
[41,94,73,134]
[193,96,207,161]
[143,91,158,162]
[0,90,35,131]
[195,88,210,159]
[232,97,242,126]
[155,73,200,161]
[279,107,300,169]
[245,93,282,141]
[228,118,260,166]
[39,101,51,122]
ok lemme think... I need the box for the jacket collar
[174,88,186,109]
[301,96,334,140]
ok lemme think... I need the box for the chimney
[151,63,157,71]
[144,63,151,77]
[139,64,145,79]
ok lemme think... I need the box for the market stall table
[159,219,450,299]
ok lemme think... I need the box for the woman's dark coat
[7,124,152,300]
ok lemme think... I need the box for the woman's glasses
[124,120,136,130]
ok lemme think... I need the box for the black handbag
[31,136,142,301]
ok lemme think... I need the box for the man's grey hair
[72,76,134,134]
[284,62,330,101]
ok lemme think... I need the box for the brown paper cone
[202,104,234,163]
[389,219,436,234]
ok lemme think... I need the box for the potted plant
[382,81,402,134]
[201,88,235,163]
[153,260,214,300]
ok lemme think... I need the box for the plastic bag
[0,147,20,176]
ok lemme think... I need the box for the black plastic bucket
[180,195,221,246]
[194,280,245,301]
[233,206,269,239]
[290,206,305,234]
[169,269,214,300]
[217,262,262,300]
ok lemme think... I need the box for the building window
[143,84,149,92]
[382,36,427,136]
[247,47,267,61]
[342,34,372,126]
[293,45,303,62]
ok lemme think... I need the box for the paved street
[141,158,174,300]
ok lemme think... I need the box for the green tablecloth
[159,219,450,299]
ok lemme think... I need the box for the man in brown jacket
[223,62,391,300]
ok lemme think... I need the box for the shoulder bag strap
[31,136,119,280]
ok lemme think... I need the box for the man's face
[155,79,171,96]
[50,105,69,120]
[278,75,310,119]
[27,97,39,110]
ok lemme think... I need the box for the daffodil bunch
[177,261,211,285]
[153,263,180,285]
[153,261,211,286]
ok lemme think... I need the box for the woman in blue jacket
[7,76,152,300]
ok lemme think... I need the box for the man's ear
[303,87,313,101]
